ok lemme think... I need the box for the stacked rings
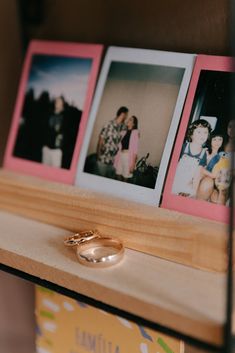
[64,230,124,268]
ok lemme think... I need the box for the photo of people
[13,54,92,169]
[84,61,185,189]
[172,70,234,206]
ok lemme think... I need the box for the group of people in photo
[16,92,234,206]
[172,118,234,205]
[85,105,159,188]
[13,75,234,208]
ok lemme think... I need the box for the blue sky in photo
[27,54,92,110]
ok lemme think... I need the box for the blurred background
[0,1,230,352]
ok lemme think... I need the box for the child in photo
[172,119,212,197]
[210,156,231,205]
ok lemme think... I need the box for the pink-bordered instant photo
[162,55,234,223]
[4,40,103,184]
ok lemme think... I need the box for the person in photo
[114,115,139,182]
[205,133,225,172]
[42,96,65,168]
[196,132,225,202]
[172,119,212,197]
[224,119,235,152]
[96,106,129,178]
[209,156,231,205]
[211,119,235,205]
[207,119,234,205]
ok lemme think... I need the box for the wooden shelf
[0,169,228,272]
[0,209,227,347]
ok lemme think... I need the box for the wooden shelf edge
[0,169,228,272]
[0,210,226,346]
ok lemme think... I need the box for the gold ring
[76,237,124,268]
[64,230,101,247]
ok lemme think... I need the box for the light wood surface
[0,210,226,346]
[0,169,228,272]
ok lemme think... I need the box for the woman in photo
[224,119,235,152]
[205,133,225,172]
[114,115,139,182]
[197,132,225,201]
[209,156,231,205]
[197,120,234,205]
[206,119,234,205]
[172,119,212,197]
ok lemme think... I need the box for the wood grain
[0,169,228,272]
[0,210,226,346]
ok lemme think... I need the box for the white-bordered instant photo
[75,47,195,205]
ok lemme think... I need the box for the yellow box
[36,286,184,353]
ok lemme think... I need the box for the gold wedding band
[64,230,101,247]
[77,237,124,268]
[64,230,124,268]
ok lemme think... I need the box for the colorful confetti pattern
[35,286,184,353]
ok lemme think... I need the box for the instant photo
[76,47,195,205]
[4,41,103,183]
[85,62,184,188]
[162,55,234,222]
[13,54,92,169]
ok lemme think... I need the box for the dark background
[188,70,235,138]
[0,0,230,165]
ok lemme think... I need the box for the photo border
[76,46,195,205]
[4,40,103,184]
[162,55,234,223]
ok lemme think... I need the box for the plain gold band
[76,237,124,268]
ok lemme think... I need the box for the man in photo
[96,106,129,178]
[42,96,65,168]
